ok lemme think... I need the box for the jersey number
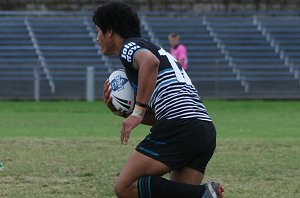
[158,48,192,85]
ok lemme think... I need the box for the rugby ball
[109,69,135,114]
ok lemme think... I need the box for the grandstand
[0,11,300,99]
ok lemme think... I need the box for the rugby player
[93,2,224,198]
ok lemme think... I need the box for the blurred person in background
[169,32,188,71]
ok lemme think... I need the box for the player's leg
[114,151,222,198]
[114,150,208,198]
[170,138,215,185]
[170,121,215,185]
[115,119,223,198]
[170,168,224,198]
[170,167,204,185]
[170,120,224,197]
[114,150,170,198]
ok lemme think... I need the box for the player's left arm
[120,49,159,144]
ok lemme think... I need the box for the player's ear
[106,29,113,38]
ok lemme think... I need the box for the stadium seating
[0,17,37,98]
[207,16,300,97]
[28,16,109,98]
[259,17,300,71]
[144,15,245,97]
[0,11,300,99]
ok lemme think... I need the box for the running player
[93,2,224,198]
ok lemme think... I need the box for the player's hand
[120,115,143,144]
[103,79,116,111]
[103,80,128,117]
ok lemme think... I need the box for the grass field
[0,100,299,198]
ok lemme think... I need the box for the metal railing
[202,16,249,93]
[140,15,161,45]
[24,17,55,99]
[253,15,300,83]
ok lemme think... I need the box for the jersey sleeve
[120,40,142,68]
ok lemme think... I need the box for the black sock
[138,176,205,198]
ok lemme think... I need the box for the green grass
[0,100,299,197]
[0,100,299,138]
[0,101,150,138]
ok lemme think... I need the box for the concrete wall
[1,0,300,11]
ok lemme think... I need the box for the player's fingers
[104,82,110,93]
[120,127,124,144]
[120,122,126,144]
[107,87,112,96]
[104,87,111,103]
[103,92,107,102]
[105,80,110,90]
[103,85,108,97]
[122,121,131,144]
[123,123,132,145]
[105,87,111,99]
[107,97,114,109]
[107,96,112,104]
[103,81,110,97]
[104,79,109,87]
[103,80,109,94]
[124,131,130,145]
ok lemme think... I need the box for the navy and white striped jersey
[119,38,211,122]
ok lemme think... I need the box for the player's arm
[120,49,159,144]
[133,49,159,106]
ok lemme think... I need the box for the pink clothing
[170,44,188,70]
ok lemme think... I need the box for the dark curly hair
[93,1,141,39]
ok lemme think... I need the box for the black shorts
[136,118,216,174]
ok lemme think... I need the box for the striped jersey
[119,38,211,122]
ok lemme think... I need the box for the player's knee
[114,181,134,198]
[113,184,121,198]
[114,183,124,198]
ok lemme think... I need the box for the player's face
[96,26,113,55]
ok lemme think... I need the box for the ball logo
[111,75,128,92]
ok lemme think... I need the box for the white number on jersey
[158,48,192,85]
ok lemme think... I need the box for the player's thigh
[116,150,171,189]
[170,167,204,185]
